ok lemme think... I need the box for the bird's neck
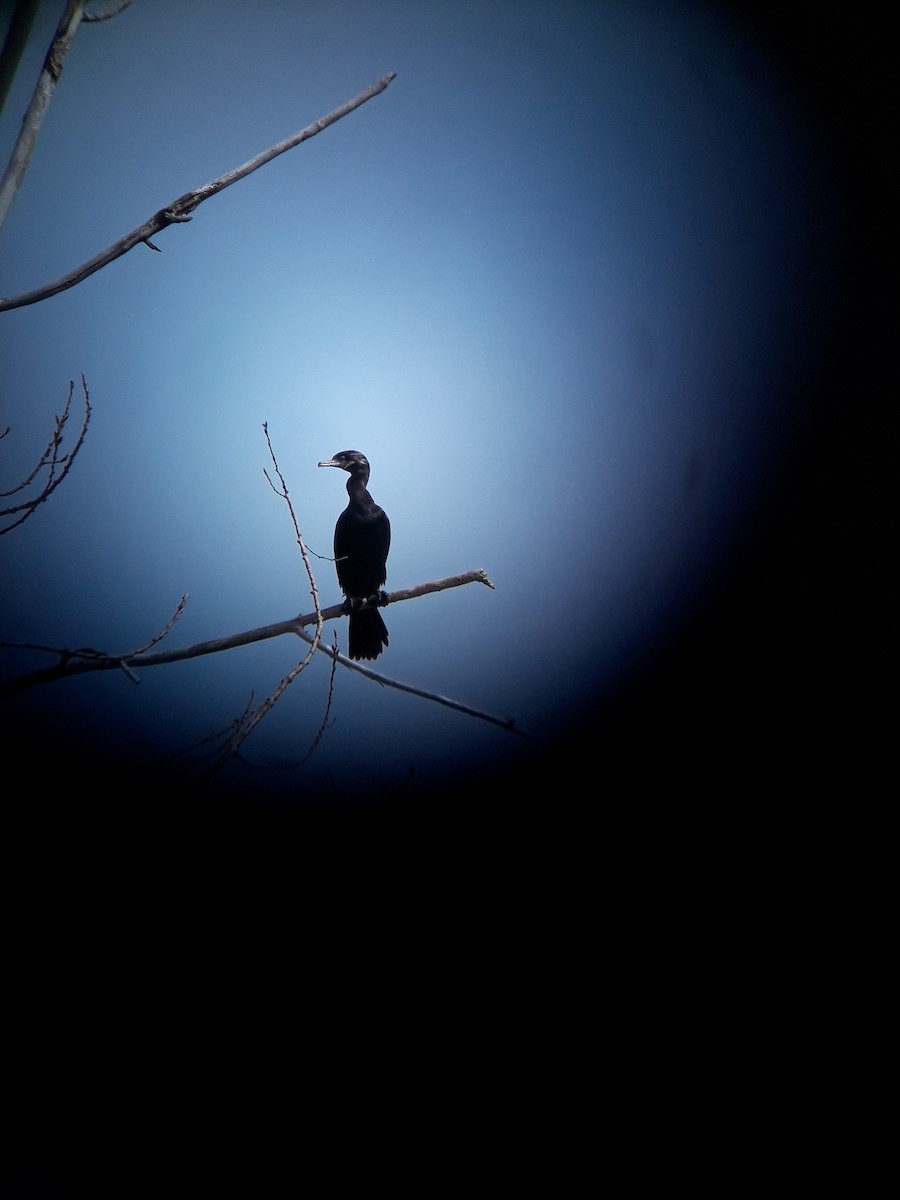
[346,472,372,502]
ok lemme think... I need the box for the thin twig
[2,590,189,689]
[204,423,326,772]
[124,593,189,657]
[0,375,92,534]
[0,72,398,310]
[261,421,324,645]
[169,692,256,765]
[301,630,340,762]
[229,630,341,774]
[294,629,530,738]
[205,654,309,777]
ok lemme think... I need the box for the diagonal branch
[1,570,495,688]
[225,631,341,776]
[294,628,530,737]
[0,0,42,118]
[0,1,86,232]
[0,570,523,737]
[0,71,398,311]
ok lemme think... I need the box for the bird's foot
[342,592,388,613]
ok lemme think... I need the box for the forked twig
[1,592,190,687]
[0,375,92,534]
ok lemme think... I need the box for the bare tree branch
[1,409,500,743]
[294,627,530,738]
[0,374,92,533]
[300,630,340,761]
[82,0,133,21]
[204,646,316,778]
[123,592,190,657]
[0,0,85,232]
[0,71,398,311]
[0,571,495,692]
[4,592,190,690]
[226,631,342,775]
[203,421,327,772]
[168,692,257,768]
[262,420,324,651]
[0,0,42,117]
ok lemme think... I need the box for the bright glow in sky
[0,1,845,805]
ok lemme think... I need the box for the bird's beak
[318,459,339,468]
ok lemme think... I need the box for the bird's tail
[348,608,389,661]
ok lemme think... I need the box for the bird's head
[318,450,370,474]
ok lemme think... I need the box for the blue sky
[0,0,855,806]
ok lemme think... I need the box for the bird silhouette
[318,450,391,660]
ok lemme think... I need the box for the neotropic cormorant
[317,450,391,661]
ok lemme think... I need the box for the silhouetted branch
[0,71,398,310]
[203,422,327,772]
[3,592,190,690]
[262,420,324,650]
[295,627,530,738]
[168,692,257,768]
[0,570,496,692]
[0,375,92,534]
[0,1,86,231]
[123,593,190,657]
[205,645,315,778]
[0,1,41,117]
[301,630,340,760]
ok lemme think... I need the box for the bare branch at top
[0,72,398,312]
[0,1,86,232]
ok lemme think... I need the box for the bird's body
[317,450,390,660]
